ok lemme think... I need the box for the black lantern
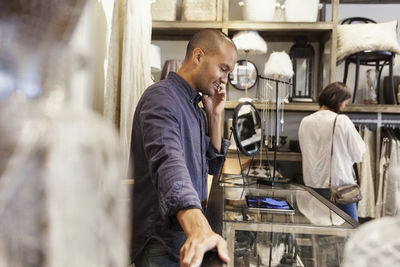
[289,37,314,102]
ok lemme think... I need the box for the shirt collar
[168,72,202,105]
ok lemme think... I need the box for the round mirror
[232,102,263,156]
[228,60,258,90]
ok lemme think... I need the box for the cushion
[336,20,400,63]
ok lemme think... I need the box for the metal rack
[257,76,292,186]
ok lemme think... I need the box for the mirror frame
[228,60,258,91]
[232,101,263,156]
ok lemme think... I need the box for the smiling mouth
[213,82,221,91]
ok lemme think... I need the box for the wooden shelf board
[152,21,223,29]
[152,21,332,42]
[152,21,223,40]
[225,101,319,112]
[227,150,302,162]
[328,0,400,3]
[344,104,400,114]
[225,101,400,113]
[227,21,333,31]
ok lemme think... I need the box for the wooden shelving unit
[151,0,400,172]
[152,0,340,85]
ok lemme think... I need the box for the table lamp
[232,31,267,101]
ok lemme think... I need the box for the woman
[299,82,365,221]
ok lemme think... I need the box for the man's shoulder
[145,79,175,95]
[141,80,177,103]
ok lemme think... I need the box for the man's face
[195,42,237,96]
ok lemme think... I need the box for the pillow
[336,20,400,63]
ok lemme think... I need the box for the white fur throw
[182,0,216,21]
[337,20,400,63]
[264,51,294,79]
[232,31,267,54]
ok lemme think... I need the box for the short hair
[185,29,236,59]
[318,82,351,113]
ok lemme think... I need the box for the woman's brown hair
[318,82,351,113]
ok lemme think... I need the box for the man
[130,29,237,267]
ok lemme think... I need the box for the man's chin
[203,87,215,97]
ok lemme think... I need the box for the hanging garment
[120,0,152,164]
[384,137,400,216]
[358,127,376,218]
[103,0,152,166]
[376,138,390,218]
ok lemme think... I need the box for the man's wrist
[177,208,213,236]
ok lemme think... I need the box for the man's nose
[221,73,228,84]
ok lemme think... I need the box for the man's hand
[202,86,226,152]
[177,209,229,267]
[202,85,226,118]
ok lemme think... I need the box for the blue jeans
[134,239,179,267]
[313,188,358,222]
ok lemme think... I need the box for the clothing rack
[351,116,400,201]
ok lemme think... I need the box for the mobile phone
[245,195,295,214]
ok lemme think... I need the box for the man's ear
[192,48,204,65]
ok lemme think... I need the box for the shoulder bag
[329,115,362,205]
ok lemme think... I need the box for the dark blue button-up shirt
[130,72,229,261]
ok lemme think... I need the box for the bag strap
[329,115,339,188]
[329,115,358,188]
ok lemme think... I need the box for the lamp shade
[150,44,161,72]
[264,51,294,79]
[232,31,267,55]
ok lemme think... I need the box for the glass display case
[206,175,358,267]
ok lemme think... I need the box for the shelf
[345,104,400,114]
[152,21,332,42]
[328,0,399,3]
[227,21,333,42]
[227,150,302,162]
[225,101,320,112]
[152,21,224,40]
[225,101,400,114]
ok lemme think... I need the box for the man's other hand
[177,209,229,267]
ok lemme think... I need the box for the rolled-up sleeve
[206,138,230,175]
[340,115,366,163]
[140,92,202,218]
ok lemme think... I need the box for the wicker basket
[182,0,217,21]
[151,0,177,21]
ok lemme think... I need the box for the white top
[299,110,365,188]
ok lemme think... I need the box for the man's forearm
[208,114,222,152]
[177,208,213,236]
